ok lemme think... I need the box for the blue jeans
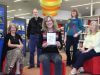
[73,49,96,69]
[29,34,42,66]
[39,53,62,75]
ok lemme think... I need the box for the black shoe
[28,66,34,69]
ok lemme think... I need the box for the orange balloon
[42,6,60,11]
[43,13,57,16]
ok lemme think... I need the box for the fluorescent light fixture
[15,13,31,16]
[94,1,100,4]
[7,16,14,19]
[71,3,91,7]
[18,9,22,11]
[64,0,69,1]
[7,6,10,8]
[7,10,16,13]
[14,0,21,2]
[71,1,100,8]
[19,17,25,18]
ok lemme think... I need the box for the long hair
[42,16,59,32]
[89,21,99,35]
[71,9,79,18]
[8,23,18,33]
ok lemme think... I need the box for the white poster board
[47,33,56,45]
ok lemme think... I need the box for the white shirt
[83,32,100,53]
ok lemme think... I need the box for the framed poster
[47,33,56,45]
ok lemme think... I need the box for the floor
[22,66,91,75]
[22,51,91,75]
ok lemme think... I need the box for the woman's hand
[82,50,89,53]
[73,33,79,38]
[79,47,85,52]
[56,41,61,47]
[42,42,48,48]
[64,37,67,45]
[16,44,23,49]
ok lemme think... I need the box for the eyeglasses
[45,20,52,22]
[33,12,38,13]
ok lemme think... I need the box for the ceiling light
[14,0,21,2]
[71,1,100,8]
[7,16,14,19]
[7,10,16,13]
[71,3,91,7]
[64,0,69,1]
[7,6,10,8]
[19,17,25,18]
[15,13,31,16]
[18,9,22,11]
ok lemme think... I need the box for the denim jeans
[39,53,62,75]
[73,49,96,69]
[29,34,42,66]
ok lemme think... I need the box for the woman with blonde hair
[71,21,100,74]
[39,16,62,75]
[4,23,23,75]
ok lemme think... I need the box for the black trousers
[73,49,96,69]
[65,35,79,65]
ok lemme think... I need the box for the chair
[83,56,100,74]
[40,61,66,75]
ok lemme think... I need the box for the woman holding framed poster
[39,16,62,75]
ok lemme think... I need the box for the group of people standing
[0,8,100,75]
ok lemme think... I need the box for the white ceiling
[1,0,100,19]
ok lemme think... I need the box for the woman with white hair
[71,21,100,74]
[4,24,23,75]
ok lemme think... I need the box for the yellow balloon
[40,0,62,6]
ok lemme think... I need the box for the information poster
[0,4,7,62]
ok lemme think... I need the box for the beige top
[83,32,100,53]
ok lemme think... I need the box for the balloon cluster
[40,0,62,16]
